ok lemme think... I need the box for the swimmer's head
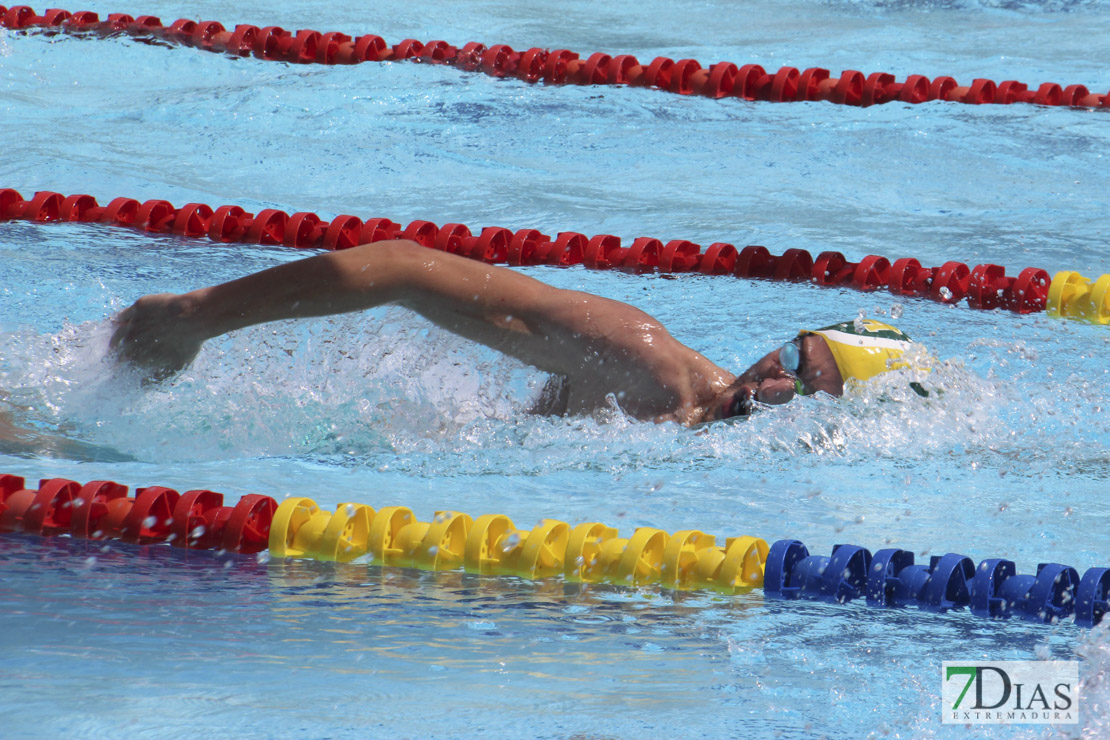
[702,319,915,422]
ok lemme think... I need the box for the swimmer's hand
[109,293,206,381]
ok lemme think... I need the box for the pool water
[2,0,1110,737]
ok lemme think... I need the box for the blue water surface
[2,0,1109,737]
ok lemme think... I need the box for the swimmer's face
[702,334,844,422]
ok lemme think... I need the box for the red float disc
[361,218,400,243]
[851,255,890,290]
[21,478,79,536]
[1009,267,1050,314]
[812,251,848,285]
[63,10,99,27]
[967,263,1006,310]
[929,76,957,101]
[316,32,350,64]
[402,220,438,248]
[59,194,98,221]
[42,8,71,25]
[287,30,321,63]
[897,75,930,104]
[223,494,277,554]
[966,78,996,105]
[769,67,800,102]
[421,40,454,63]
[0,188,24,221]
[930,261,971,303]
[322,215,364,250]
[227,25,259,56]
[353,34,387,62]
[508,229,545,266]
[580,53,612,85]
[889,257,924,296]
[170,489,224,549]
[253,26,287,60]
[167,18,197,44]
[796,68,830,101]
[1033,82,1062,106]
[284,212,322,248]
[642,57,675,89]
[454,41,487,71]
[245,209,288,245]
[670,59,701,95]
[734,64,768,99]
[132,15,163,30]
[25,191,63,222]
[394,38,425,60]
[171,203,214,238]
[861,72,895,107]
[469,227,512,263]
[1062,84,1089,106]
[609,55,640,85]
[774,248,815,282]
[584,235,623,269]
[735,245,773,278]
[623,237,661,272]
[71,481,129,539]
[543,50,579,84]
[517,48,548,83]
[434,223,471,253]
[659,240,701,273]
[103,197,140,226]
[546,232,584,266]
[208,205,247,242]
[122,486,181,544]
[191,20,225,50]
[136,199,176,232]
[831,71,864,106]
[700,62,737,99]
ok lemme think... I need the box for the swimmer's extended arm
[110,239,657,379]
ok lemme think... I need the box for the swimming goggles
[778,337,807,396]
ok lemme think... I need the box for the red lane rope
[0,473,274,552]
[0,187,1053,313]
[2,5,1107,110]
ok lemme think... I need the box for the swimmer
[109,239,918,426]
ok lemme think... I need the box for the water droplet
[256,550,272,564]
[1063,507,1073,517]
[190,524,206,539]
[501,532,521,552]
[890,303,904,319]
[83,556,97,569]
[939,286,953,300]
[142,515,157,529]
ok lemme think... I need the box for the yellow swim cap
[800,319,914,388]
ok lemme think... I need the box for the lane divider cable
[4,187,1108,323]
[1,473,1106,627]
[2,5,1108,110]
